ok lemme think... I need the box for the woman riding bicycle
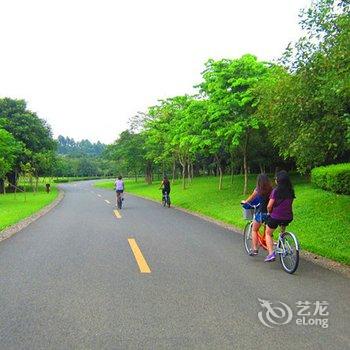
[264,170,295,262]
[159,175,171,203]
[115,175,124,207]
[241,173,272,256]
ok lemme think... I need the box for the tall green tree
[199,54,271,193]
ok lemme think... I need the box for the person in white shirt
[115,176,124,207]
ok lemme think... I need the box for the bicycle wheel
[278,232,300,274]
[243,222,253,255]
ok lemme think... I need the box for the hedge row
[311,163,350,195]
[53,176,114,183]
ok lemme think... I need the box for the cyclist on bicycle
[241,173,272,256]
[264,170,295,262]
[159,175,171,203]
[115,175,124,207]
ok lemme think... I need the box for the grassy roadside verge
[96,175,350,265]
[0,184,59,231]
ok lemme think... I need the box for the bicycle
[162,191,171,208]
[242,203,300,274]
[116,192,123,209]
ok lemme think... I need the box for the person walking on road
[115,176,124,207]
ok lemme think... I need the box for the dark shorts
[162,189,170,195]
[116,190,124,194]
[267,216,292,229]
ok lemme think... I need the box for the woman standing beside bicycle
[241,174,273,256]
[265,170,295,262]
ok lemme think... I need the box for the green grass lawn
[0,183,59,231]
[96,175,350,265]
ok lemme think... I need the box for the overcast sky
[0,0,312,144]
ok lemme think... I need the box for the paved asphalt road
[0,181,349,349]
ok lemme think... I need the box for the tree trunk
[7,171,17,188]
[243,131,250,195]
[259,164,265,174]
[35,176,39,192]
[178,156,187,190]
[219,166,223,190]
[182,163,186,189]
[231,164,234,184]
[172,160,176,184]
[145,161,152,184]
[215,155,223,190]
[0,178,4,194]
[230,152,235,184]
[187,162,191,184]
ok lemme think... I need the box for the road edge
[125,191,350,279]
[0,189,65,243]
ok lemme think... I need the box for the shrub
[53,176,114,183]
[311,163,350,195]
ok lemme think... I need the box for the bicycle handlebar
[241,202,260,209]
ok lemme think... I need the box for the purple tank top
[270,188,293,220]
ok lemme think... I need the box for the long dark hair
[163,176,170,185]
[275,170,295,199]
[256,173,272,196]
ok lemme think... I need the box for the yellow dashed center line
[105,199,110,204]
[113,209,122,218]
[128,238,151,273]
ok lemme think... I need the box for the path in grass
[0,184,59,231]
[96,175,350,265]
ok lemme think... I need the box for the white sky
[0,0,312,144]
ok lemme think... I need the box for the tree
[199,54,271,193]
[77,158,98,177]
[144,96,199,189]
[106,130,146,181]
[0,98,56,185]
[258,0,350,173]
[0,128,22,193]
[57,135,106,156]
